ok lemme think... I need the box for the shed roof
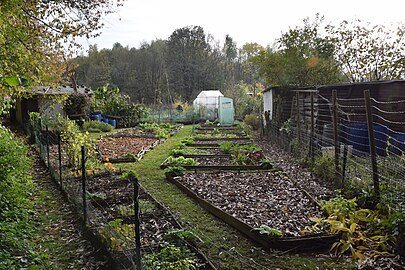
[31,84,93,95]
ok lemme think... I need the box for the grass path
[116,125,355,270]
[29,143,107,269]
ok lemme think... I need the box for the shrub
[48,114,97,169]
[244,113,260,130]
[83,120,114,132]
[312,152,335,182]
[309,197,400,261]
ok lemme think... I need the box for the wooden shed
[264,80,405,132]
[11,85,93,127]
[317,80,405,132]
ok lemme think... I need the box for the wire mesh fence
[264,89,405,213]
[141,105,199,124]
[26,117,223,269]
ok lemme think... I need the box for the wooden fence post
[332,90,340,188]
[296,92,301,143]
[364,90,380,203]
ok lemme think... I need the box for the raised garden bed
[71,170,215,269]
[161,157,275,171]
[98,136,160,163]
[189,140,251,147]
[197,126,239,130]
[193,137,251,141]
[166,171,338,251]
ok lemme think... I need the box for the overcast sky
[77,0,404,52]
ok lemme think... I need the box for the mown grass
[115,125,355,270]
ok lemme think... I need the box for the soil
[253,133,335,202]
[98,136,159,160]
[175,171,324,236]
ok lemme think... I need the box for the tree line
[73,26,261,105]
[73,16,404,106]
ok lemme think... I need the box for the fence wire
[264,91,405,214]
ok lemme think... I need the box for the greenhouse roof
[196,90,223,98]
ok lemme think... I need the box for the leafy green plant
[116,205,134,217]
[139,199,156,215]
[138,122,176,139]
[231,153,250,165]
[260,159,274,169]
[164,166,186,177]
[143,243,197,270]
[167,156,198,166]
[163,229,203,247]
[211,128,220,135]
[219,142,234,153]
[181,137,195,146]
[308,196,398,261]
[120,170,140,180]
[99,219,135,251]
[83,120,114,132]
[253,225,283,237]
[170,149,185,156]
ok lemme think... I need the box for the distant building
[11,84,93,126]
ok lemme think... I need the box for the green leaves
[2,76,29,87]
[253,225,283,237]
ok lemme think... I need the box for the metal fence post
[310,92,315,164]
[81,146,87,224]
[58,133,63,190]
[364,90,380,203]
[130,173,142,269]
[46,125,50,167]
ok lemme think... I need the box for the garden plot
[97,123,179,163]
[69,170,214,269]
[173,171,324,237]
[190,138,251,146]
[98,136,159,162]
[84,171,181,247]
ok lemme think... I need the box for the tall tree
[252,15,343,87]
[0,0,125,113]
[326,20,405,82]
[166,26,211,101]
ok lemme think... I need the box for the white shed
[193,90,224,121]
